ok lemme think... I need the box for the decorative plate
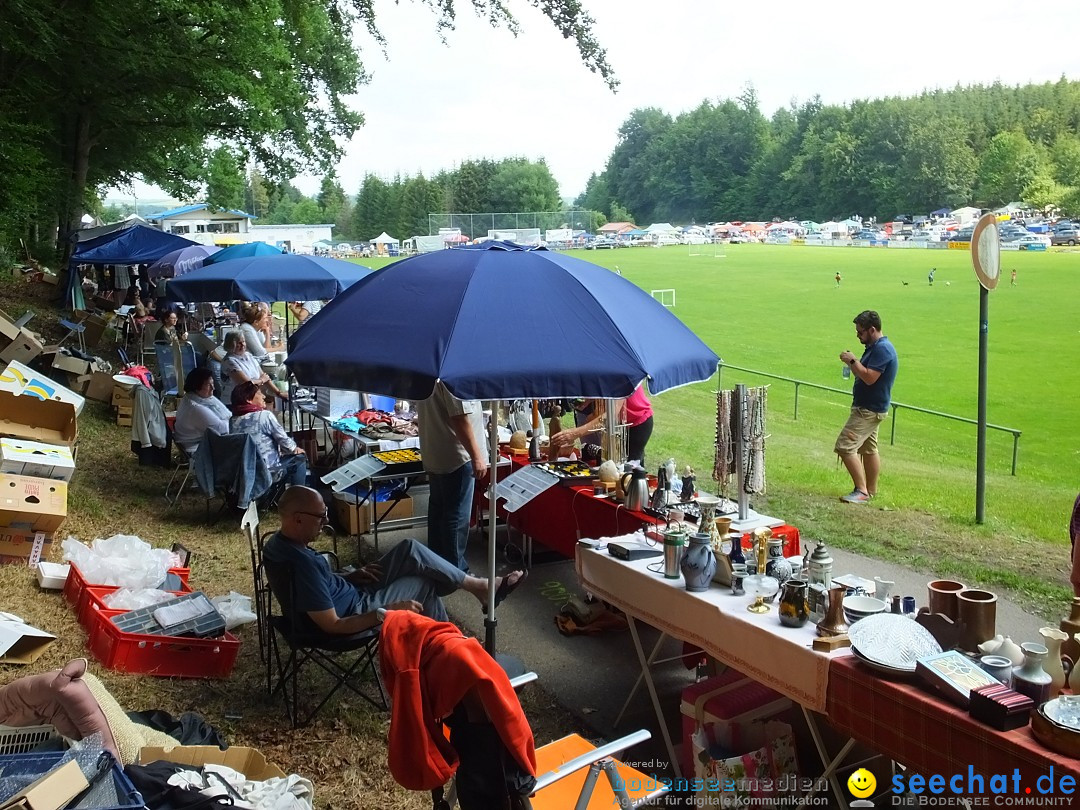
[1042,695,1080,732]
[848,613,942,671]
[851,646,918,680]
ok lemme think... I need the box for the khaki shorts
[834,407,888,456]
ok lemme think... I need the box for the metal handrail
[717,362,1022,475]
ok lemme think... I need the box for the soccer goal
[689,242,726,258]
[651,289,676,308]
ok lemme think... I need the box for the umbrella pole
[484,399,499,651]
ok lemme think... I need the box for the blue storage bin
[0,750,143,810]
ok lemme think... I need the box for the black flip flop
[482,570,528,614]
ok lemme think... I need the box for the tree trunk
[57,108,92,269]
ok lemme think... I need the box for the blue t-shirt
[262,532,359,617]
[852,336,898,413]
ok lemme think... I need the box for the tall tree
[488,159,560,213]
[977,131,1042,206]
[205,147,246,211]
[0,0,614,260]
[317,175,347,225]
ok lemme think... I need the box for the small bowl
[843,595,887,625]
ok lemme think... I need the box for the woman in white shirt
[238,302,271,358]
[220,330,286,408]
[173,369,230,452]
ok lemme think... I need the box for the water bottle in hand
[842,363,851,379]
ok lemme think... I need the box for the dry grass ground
[0,275,585,808]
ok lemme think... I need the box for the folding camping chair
[164,441,194,508]
[191,431,273,523]
[263,555,386,727]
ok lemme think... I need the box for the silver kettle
[620,467,650,511]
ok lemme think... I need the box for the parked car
[728,233,753,243]
[854,230,886,241]
[1050,229,1080,246]
[587,236,616,249]
[1005,234,1050,250]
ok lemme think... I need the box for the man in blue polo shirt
[262,486,524,635]
[835,310,898,504]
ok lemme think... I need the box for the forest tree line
[576,79,1080,224]
[99,78,1080,246]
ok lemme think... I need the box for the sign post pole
[971,213,1000,524]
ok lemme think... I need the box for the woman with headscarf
[230,381,307,486]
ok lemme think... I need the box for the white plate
[848,613,942,671]
[112,374,142,387]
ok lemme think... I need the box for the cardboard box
[0,757,85,810]
[0,439,75,481]
[0,308,21,343]
[0,529,52,566]
[72,310,110,349]
[0,359,87,415]
[290,428,319,459]
[138,745,286,780]
[48,351,91,377]
[112,385,132,406]
[0,391,78,448]
[0,613,58,665]
[0,475,67,533]
[0,329,44,365]
[79,371,115,403]
[116,416,132,427]
[334,492,413,535]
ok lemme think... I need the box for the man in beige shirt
[417,382,489,571]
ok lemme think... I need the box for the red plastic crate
[88,608,240,679]
[77,583,193,630]
[63,562,191,608]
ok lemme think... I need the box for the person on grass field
[835,310,898,504]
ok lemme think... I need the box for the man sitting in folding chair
[262,487,526,634]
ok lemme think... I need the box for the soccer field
[561,244,1079,544]
[357,244,1077,547]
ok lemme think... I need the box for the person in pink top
[625,383,654,465]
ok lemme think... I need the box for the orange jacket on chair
[379,611,537,790]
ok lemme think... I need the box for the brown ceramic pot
[927,579,966,621]
[957,588,997,652]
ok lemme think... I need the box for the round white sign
[971,213,1000,290]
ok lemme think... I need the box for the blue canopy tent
[930,207,952,217]
[286,241,719,650]
[67,225,200,309]
[203,241,282,265]
[163,253,374,304]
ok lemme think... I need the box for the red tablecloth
[501,458,661,557]
[828,655,1080,798]
[508,481,662,557]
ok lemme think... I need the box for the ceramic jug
[1012,642,1053,705]
[1039,627,1069,698]
[1060,598,1080,664]
[778,579,810,628]
[681,532,716,593]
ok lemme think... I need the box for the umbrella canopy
[286,242,719,401]
[146,244,221,280]
[164,254,374,303]
[203,241,283,265]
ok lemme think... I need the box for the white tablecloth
[576,545,849,713]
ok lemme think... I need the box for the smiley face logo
[848,768,876,798]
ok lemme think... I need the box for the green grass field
[355,244,1078,609]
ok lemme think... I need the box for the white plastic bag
[211,592,257,630]
[102,588,177,610]
[62,534,173,589]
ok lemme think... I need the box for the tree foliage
[0,0,613,259]
[584,79,1080,223]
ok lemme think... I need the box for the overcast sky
[116,0,1080,205]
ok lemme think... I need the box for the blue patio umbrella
[202,241,282,265]
[164,254,374,304]
[146,244,221,280]
[286,242,719,649]
[287,241,718,401]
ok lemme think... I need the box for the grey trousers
[353,538,466,622]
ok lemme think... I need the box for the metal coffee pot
[620,467,650,511]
